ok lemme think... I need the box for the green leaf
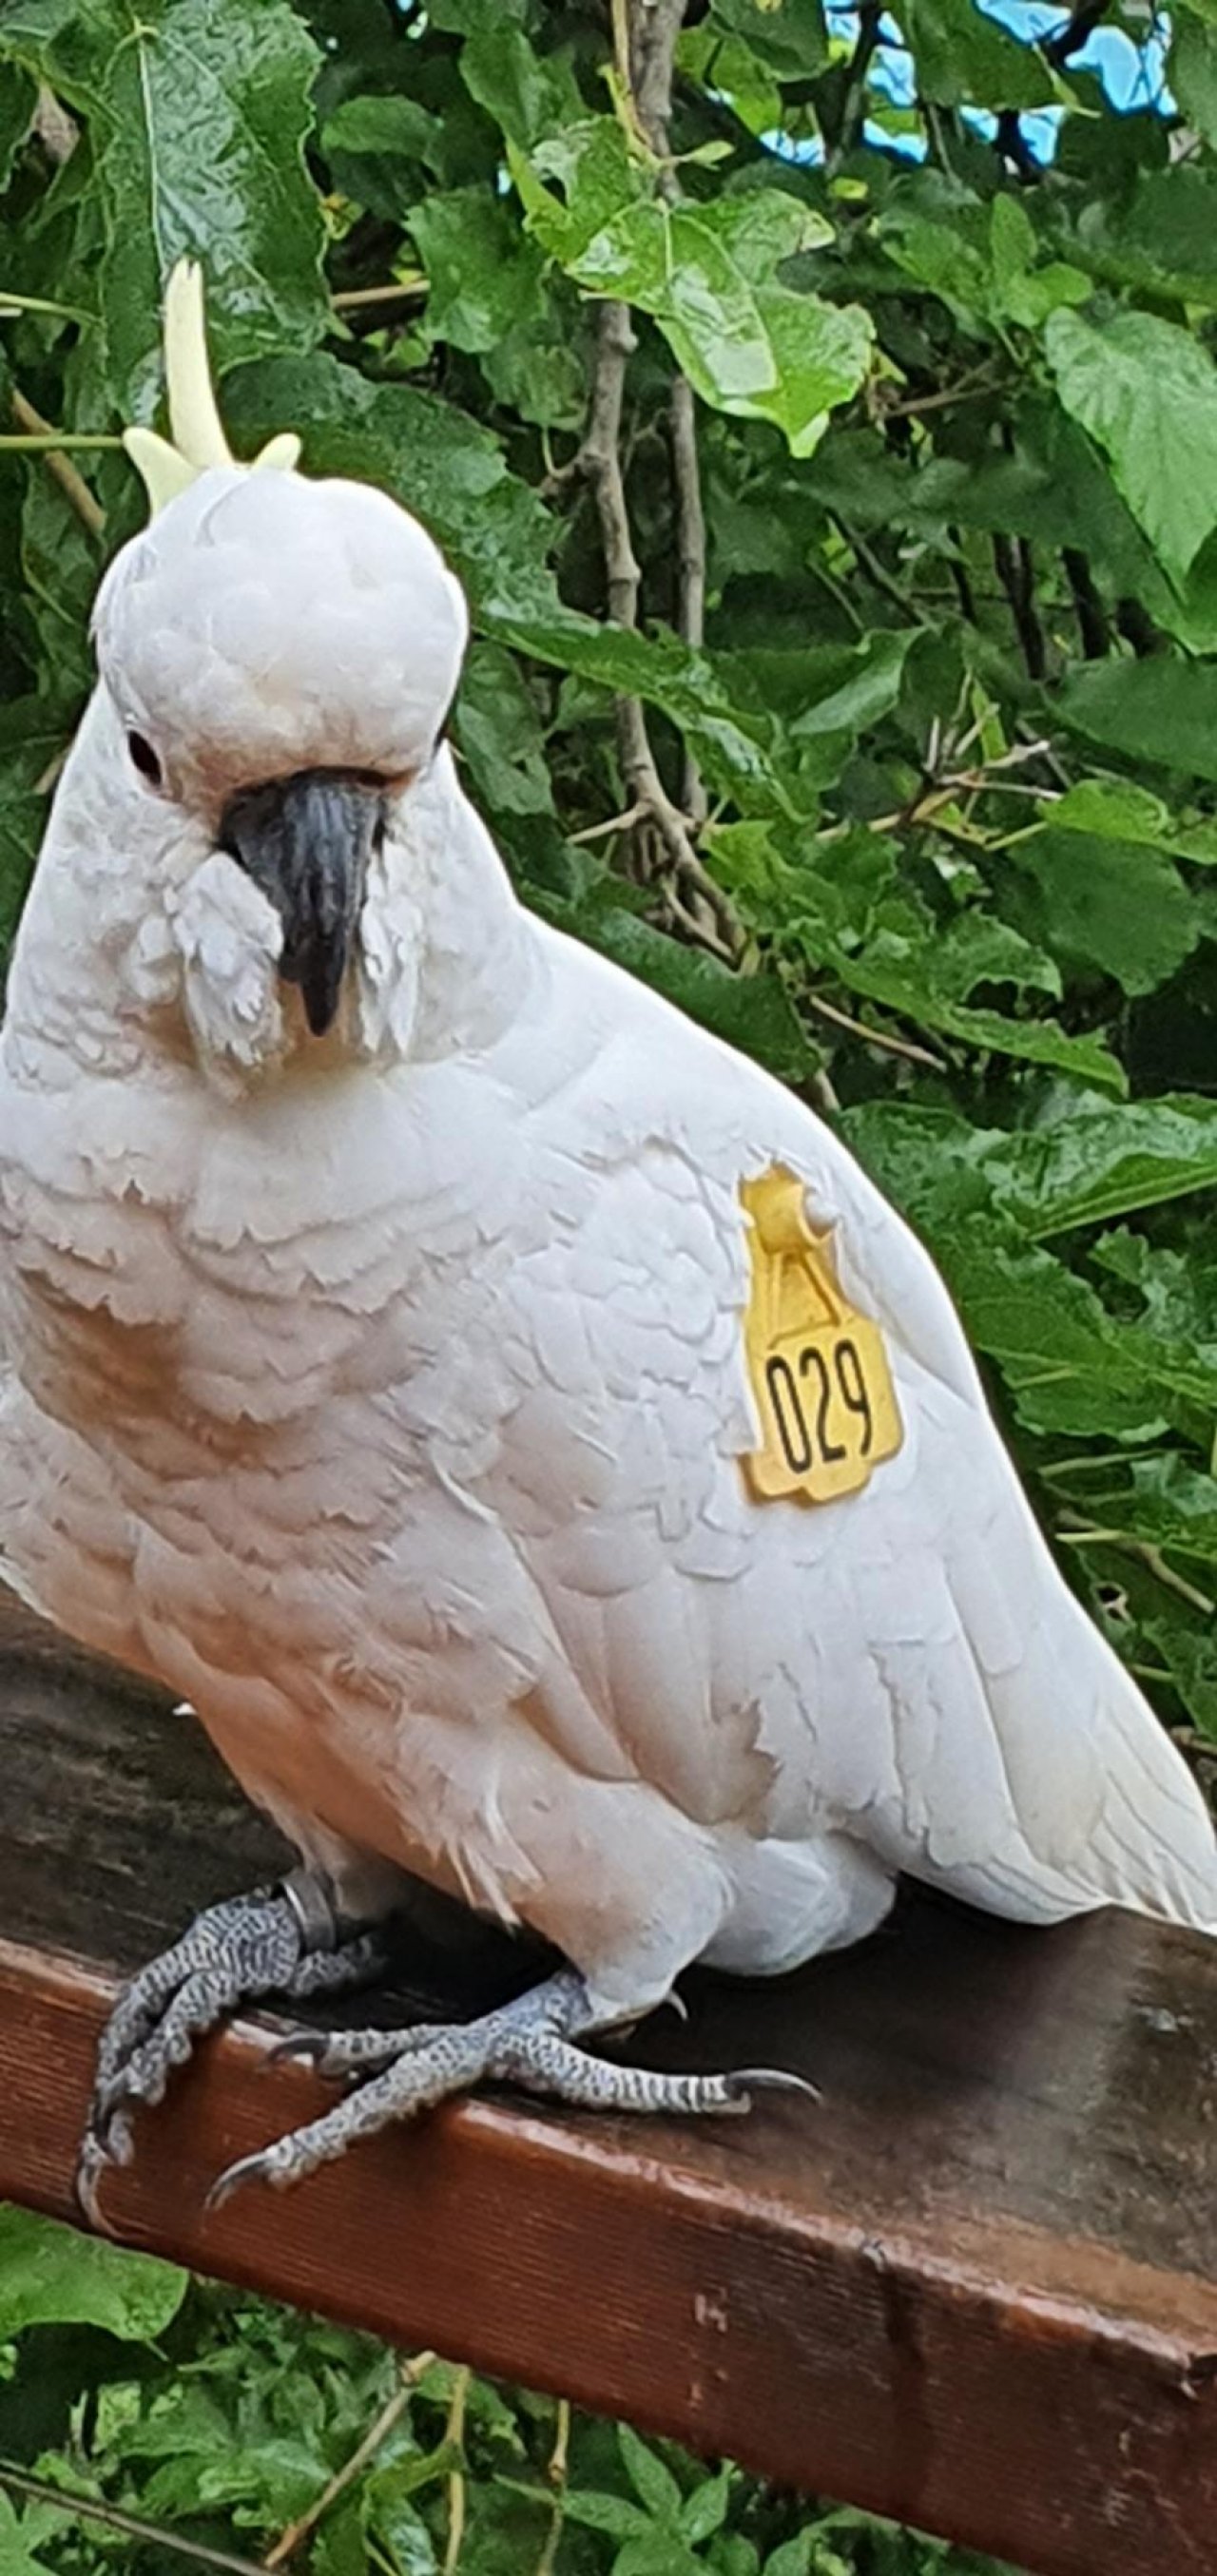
[843,1095,1217,1240]
[0,699,73,952]
[554,902,817,1081]
[520,141,873,456]
[0,2492,55,2576]
[1007,827,1199,998]
[986,195,1089,329]
[455,642,555,822]
[763,2537,817,2576]
[1142,1620,1217,1741]
[680,2466,734,2546]
[321,92,447,213]
[21,458,102,703]
[617,2425,683,2526]
[1094,1220,1217,1341]
[611,2542,703,2576]
[831,936,1125,1090]
[880,193,1088,330]
[1170,12,1217,152]
[902,0,1054,108]
[321,92,446,170]
[841,1105,1217,1435]
[117,0,325,413]
[18,0,329,415]
[1046,778,1217,866]
[1046,309,1217,591]
[1057,656,1217,786]
[1117,1454,1217,1566]
[708,0,826,81]
[0,2206,186,2341]
[412,186,547,355]
[562,2488,653,2539]
[457,13,584,147]
[5,0,322,418]
[512,622,912,818]
[0,60,35,192]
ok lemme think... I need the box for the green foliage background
[0,0,1214,2568]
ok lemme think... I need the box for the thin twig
[827,0,882,169]
[584,0,724,932]
[629,0,691,147]
[534,2399,571,2576]
[569,802,647,845]
[0,287,94,326]
[1062,547,1110,660]
[1058,1528,1215,1621]
[0,2469,266,2576]
[804,990,948,1071]
[0,431,119,452]
[263,2353,438,2569]
[10,389,106,535]
[332,279,427,312]
[577,263,742,960]
[874,374,1009,423]
[670,374,707,818]
[629,0,708,823]
[443,2367,472,2576]
[830,513,931,627]
[993,529,1046,680]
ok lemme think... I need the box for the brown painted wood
[0,1591,1214,2576]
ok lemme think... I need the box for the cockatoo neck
[4,715,537,1094]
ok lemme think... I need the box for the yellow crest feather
[124,259,300,516]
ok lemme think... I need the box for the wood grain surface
[0,1593,1213,2576]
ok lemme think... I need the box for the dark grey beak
[220,770,387,1037]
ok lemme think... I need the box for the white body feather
[1,465,1212,2020]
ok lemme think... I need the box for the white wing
[499,927,1217,1949]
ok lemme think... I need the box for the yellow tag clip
[741,1167,903,1505]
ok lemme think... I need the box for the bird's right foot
[76,1876,386,2230]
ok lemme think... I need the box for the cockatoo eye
[126,730,164,791]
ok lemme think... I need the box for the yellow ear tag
[741,1167,903,1505]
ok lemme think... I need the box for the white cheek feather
[356,838,423,1061]
[170,850,285,1085]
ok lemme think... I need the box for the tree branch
[669,373,707,817]
[574,2,738,957]
[624,0,709,817]
[993,531,1046,680]
[264,2354,438,2569]
[826,0,882,168]
[10,388,106,535]
[628,0,691,144]
[1062,547,1109,660]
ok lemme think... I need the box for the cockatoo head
[88,266,468,1046]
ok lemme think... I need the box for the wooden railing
[0,1594,1212,2576]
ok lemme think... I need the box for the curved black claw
[266,2023,405,2078]
[727,2067,821,2108]
[75,1887,386,2226]
[206,2147,290,2213]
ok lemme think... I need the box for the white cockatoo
[1,268,1213,2215]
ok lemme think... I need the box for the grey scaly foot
[77,1874,386,2229]
[209,1969,818,2205]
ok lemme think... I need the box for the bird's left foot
[78,1875,387,2228]
[208,1968,816,2204]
